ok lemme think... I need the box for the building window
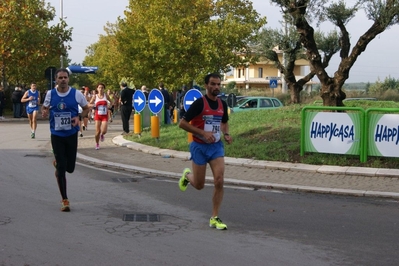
[238,69,241,78]
[258,68,263,78]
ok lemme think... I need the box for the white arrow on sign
[83,68,97,73]
[134,96,144,106]
[185,96,198,105]
[149,96,162,106]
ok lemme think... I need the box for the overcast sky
[48,0,398,83]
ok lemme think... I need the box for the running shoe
[100,134,104,142]
[61,199,70,212]
[80,133,83,137]
[82,126,86,131]
[179,168,191,191]
[31,132,35,139]
[209,216,227,230]
[95,143,100,150]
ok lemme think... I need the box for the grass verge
[125,101,399,169]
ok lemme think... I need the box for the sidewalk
[74,119,399,199]
[2,114,399,199]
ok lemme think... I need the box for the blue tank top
[27,90,39,108]
[49,88,79,137]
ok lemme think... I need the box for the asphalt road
[1,122,399,265]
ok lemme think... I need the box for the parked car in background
[217,93,228,102]
[230,96,283,113]
[217,94,246,107]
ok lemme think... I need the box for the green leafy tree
[226,81,236,91]
[368,76,399,95]
[270,0,399,106]
[112,0,266,89]
[0,0,72,90]
[83,22,123,90]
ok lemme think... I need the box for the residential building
[222,51,317,93]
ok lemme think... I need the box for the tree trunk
[289,83,302,103]
[1,63,7,91]
[320,80,346,107]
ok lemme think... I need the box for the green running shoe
[179,168,191,191]
[209,216,227,230]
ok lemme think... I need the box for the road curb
[75,136,399,199]
[112,136,399,178]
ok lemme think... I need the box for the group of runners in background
[22,81,119,150]
[78,85,119,150]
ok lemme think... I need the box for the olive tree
[270,0,399,106]
[257,22,340,103]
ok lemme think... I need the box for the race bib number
[54,112,72,131]
[28,100,37,108]
[97,105,107,115]
[203,115,221,142]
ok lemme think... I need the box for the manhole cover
[123,214,160,222]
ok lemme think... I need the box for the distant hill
[311,82,370,92]
[343,82,370,91]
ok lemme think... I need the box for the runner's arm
[20,91,30,103]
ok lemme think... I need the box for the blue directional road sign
[270,79,278,88]
[183,89,202,111]
[66,65,98,74]
[133,90,146,113]
[148,89,164,114]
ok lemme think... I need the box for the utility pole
[60,0,64,68]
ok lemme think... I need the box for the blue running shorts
[26,106,39,115]
[189,140,224,165]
